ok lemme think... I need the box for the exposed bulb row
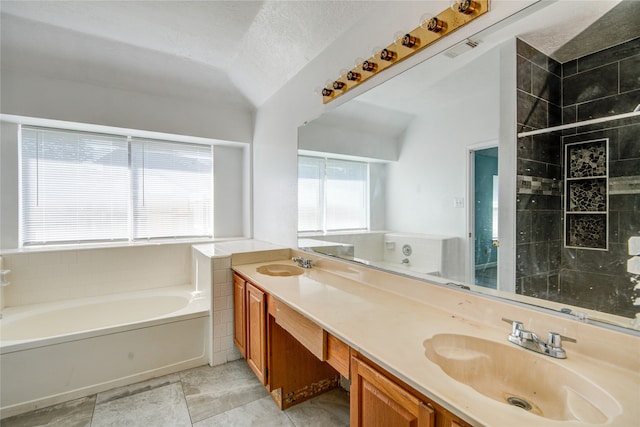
[319,0,480,99]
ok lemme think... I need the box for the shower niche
[564,139,609,250]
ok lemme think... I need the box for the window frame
[297,155,370,234]
[19,126,214,247]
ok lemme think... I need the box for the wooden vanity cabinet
[351,355,471,427]
[233,272,472,425]
[233,273,268,384]
[232,272,339,409]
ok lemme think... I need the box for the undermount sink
[423,334,621,424]
[256,264,305,277]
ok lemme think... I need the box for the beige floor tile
[95,373,181,405]
[91,382,190,427]
[180,360,269,423]
[1,396,96,427]
[192,396,294,427]
[285,388,350,427]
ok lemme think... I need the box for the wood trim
[419,402,436,427]
[355,357,424,416]
[274,299,326,360]
[326,333,351,379]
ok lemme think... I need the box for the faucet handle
[501,318,524,337]
[547,332,577,348]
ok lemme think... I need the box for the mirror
[298,0,640,331]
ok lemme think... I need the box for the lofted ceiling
[0,0,380,108]
[3,1,637,114]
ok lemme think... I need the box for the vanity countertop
[232,258,640,427]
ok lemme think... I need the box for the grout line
[177,372,195,427]
[89,395,97,427]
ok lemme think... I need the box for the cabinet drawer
[326,333,350,378]
[275,300,326,360]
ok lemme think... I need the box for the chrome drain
[506,396,532,411]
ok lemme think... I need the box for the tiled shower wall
[515,39,563,300]
[516,37,640,317]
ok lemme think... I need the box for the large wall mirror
[298,0,640,332]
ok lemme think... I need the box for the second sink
[423,334,620,424]
[256,264,304,277]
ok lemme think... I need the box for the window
[298,156,369,233]
[20,127,213,246]
[131,139,213,239]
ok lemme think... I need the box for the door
[351,357,434,427]
[233,274,246,357]
[246,282,267,385]
[469,146,499,289]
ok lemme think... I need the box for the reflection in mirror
[298,0,640,331]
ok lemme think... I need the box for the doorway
[469,146,499,288]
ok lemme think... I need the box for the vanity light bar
[321,0,489,104]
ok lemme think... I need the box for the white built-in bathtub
[0,285,210,418]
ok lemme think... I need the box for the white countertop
[193,239,287,258]
[233,258,640,427]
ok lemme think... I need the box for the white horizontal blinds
[131,139,213,239]
[21,128,129,245]
[298,156,324,232]
[325,159,368,231]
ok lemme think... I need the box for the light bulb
[451,0,477,15]
[393,31,406,46]
[380,48,396,61]
[347,70,361,81]
[401,33,419,48]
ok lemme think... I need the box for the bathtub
[0,285,210,418]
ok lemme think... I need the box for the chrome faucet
[401,258,410,264]
[292,256,312,268]
[502,318,576,359]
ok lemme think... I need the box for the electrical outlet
[453,197,465,208]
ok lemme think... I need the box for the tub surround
[232,251,640,426]
[192,240,289,366]
[1,242,196,307]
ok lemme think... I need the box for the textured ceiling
[3,1,637,112]
[0,1,374,107]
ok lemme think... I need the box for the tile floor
[2,360,350,427]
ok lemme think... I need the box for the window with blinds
[20,127,213,246]
[298,156,369,233]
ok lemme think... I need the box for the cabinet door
[351,357,434,427]
[232,274,246,357]
[246,282,267,385]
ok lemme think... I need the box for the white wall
[0,71,254,145]
[213,145,248,238]
[298,121,399,161]
[252,1,538,247]
[384,47,501,279]
[0,122,19,252]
